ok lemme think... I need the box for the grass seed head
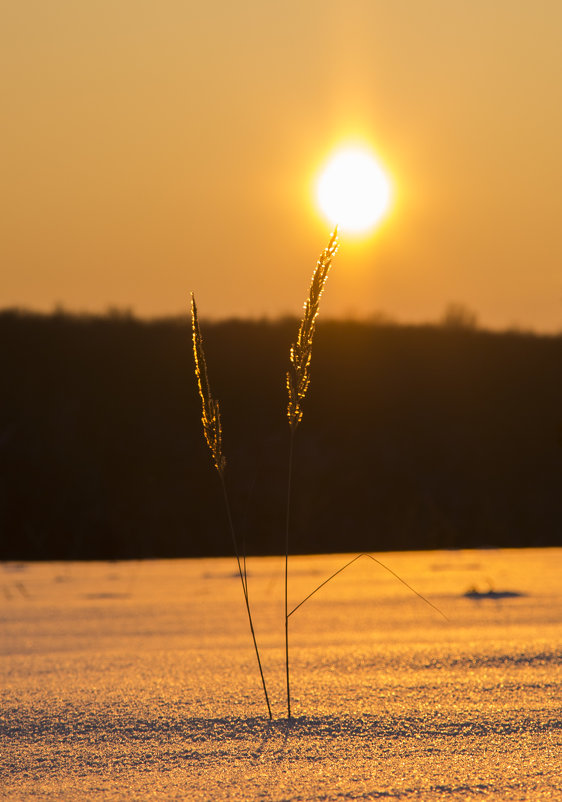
[287,229,338,430]
[191,293,226,474]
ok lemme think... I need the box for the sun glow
[316,145,392,234]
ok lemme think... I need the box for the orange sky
[2,1,561,331]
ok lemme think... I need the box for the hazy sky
[2,1,561,330]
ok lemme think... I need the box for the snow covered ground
[2,549,561,800]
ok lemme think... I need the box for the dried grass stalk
[190,291,272,719]
[287,229,338,430]
[191,293,225,474]
[284,228,338,719]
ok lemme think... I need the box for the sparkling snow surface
[2,549,561,801]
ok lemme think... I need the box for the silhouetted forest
[1,309,561,560]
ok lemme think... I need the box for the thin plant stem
[284,230,338,720]
[219,470,272,719]
[284,428,296,719]
[240,475,257,594]
[288,552,449,621]
[191,293,271,719]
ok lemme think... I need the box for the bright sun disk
[316,146,392,234]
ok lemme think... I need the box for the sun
[316,145,392,234]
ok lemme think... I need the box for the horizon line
[1,304,561,337]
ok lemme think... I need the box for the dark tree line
[1,309,561,560]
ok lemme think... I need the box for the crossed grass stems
[191,230,446,720]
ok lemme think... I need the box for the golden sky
[2,1,561,330]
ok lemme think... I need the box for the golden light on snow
[316,145,392,234]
